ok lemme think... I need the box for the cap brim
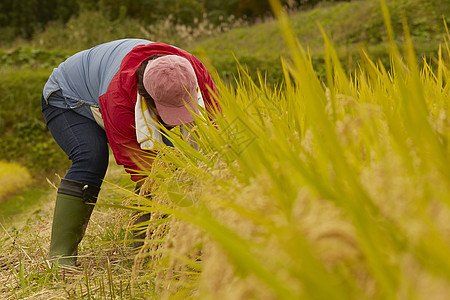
[155,99,200,126]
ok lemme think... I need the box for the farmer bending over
[41,39,220,267]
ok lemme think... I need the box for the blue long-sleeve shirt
[43,39,151,120]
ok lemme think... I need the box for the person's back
[43,38,151,106]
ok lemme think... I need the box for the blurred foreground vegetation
[120,1,450,297]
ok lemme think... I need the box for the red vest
[99,42,220,182]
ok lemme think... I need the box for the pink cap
[143,55,199,126]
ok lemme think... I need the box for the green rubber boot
[131,187,151,253]
[132,211,151,252]
[49,178,100,267]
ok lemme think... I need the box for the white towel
[135,90,205,150]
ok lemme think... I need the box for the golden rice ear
[138,177,153,197]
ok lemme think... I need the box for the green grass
[0,188,46,220]
[0,161,32,204]
[0,68,70,180]
[191,0,449,83]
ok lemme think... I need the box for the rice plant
[122,0,450,299]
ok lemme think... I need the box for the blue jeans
[41,95,109,187]
[41,94,174,188]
